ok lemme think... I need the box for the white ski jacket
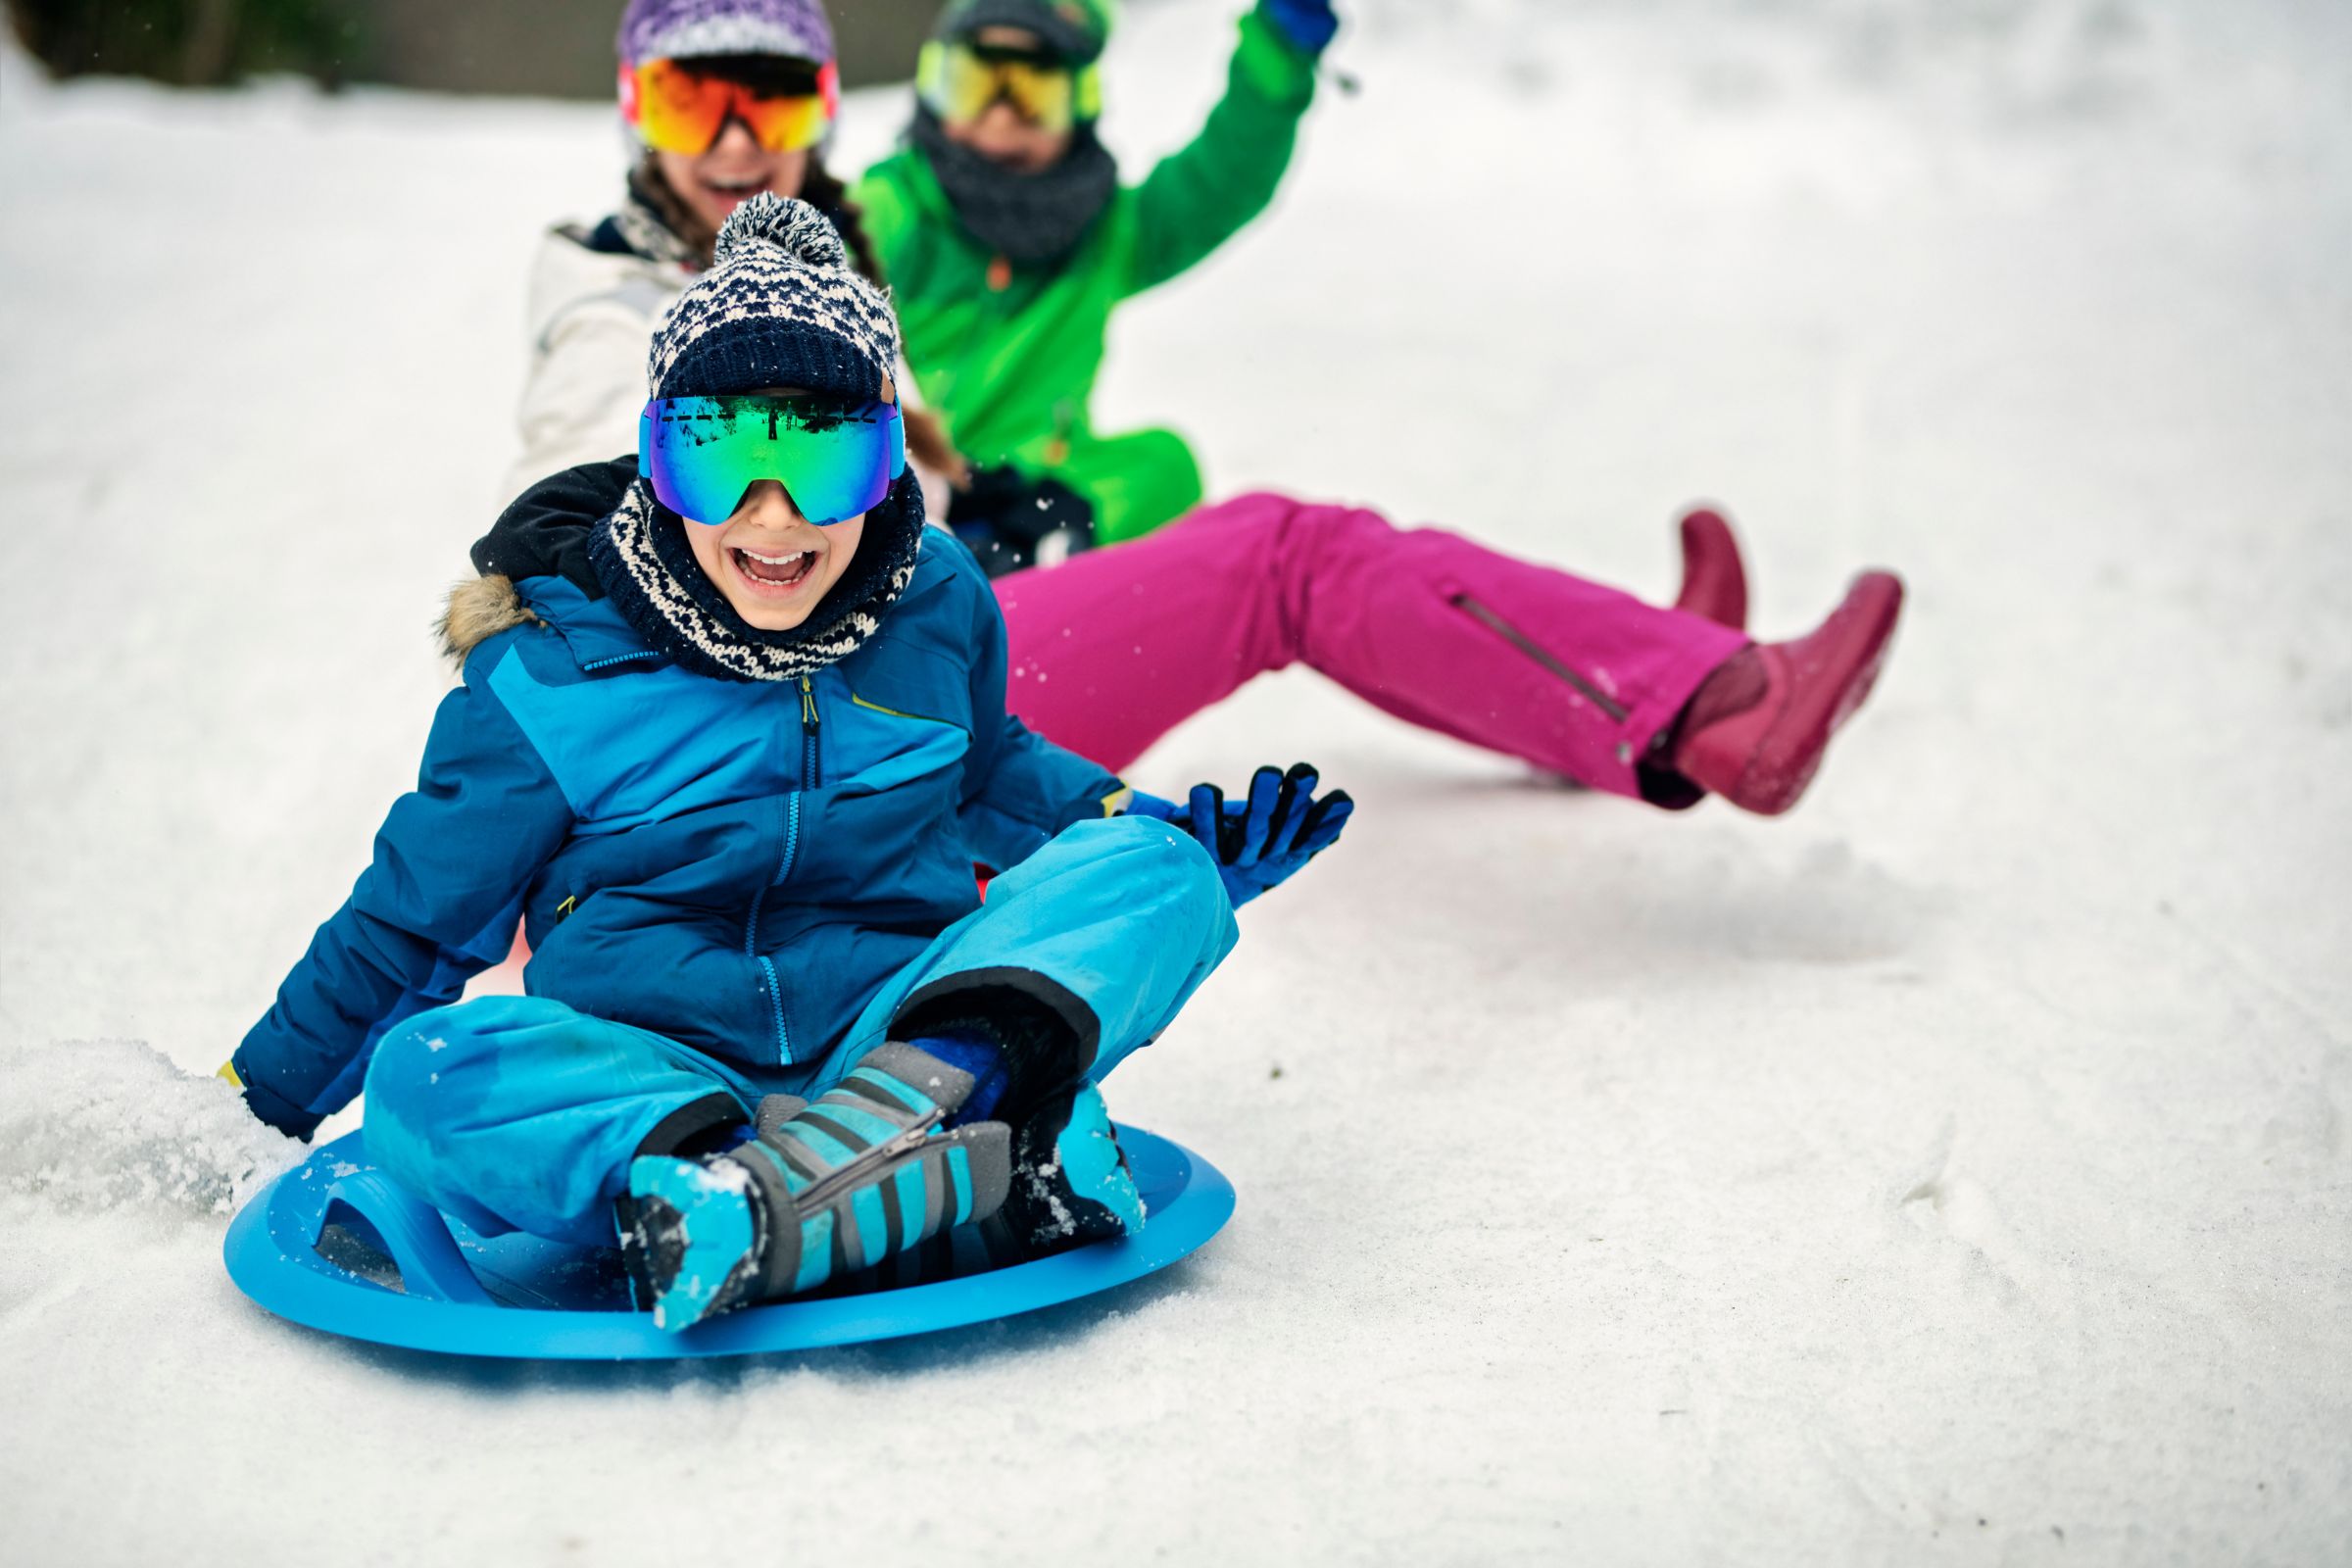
[505,227,691,503]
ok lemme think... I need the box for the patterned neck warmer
[586,474,926,682]
[908,108,1117,267]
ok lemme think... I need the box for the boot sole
[1739,571,1903,813]
[624,1156,764,1333]
[1012,1085,1146,1249]
[1679,571,1903,815]
[1058,1084,1146,1237]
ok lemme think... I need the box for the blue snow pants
[363,816,1237,1247]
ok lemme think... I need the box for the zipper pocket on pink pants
[1449,593,1630,723]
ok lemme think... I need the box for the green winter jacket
[852,6,1318,542]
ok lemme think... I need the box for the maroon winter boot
[1674,508,1749,630]
[1669,571,1905,815]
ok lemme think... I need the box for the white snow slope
[3,2,2349,1563]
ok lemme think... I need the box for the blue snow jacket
[231,531,1131,1139]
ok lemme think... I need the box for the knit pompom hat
[617,0,834,68]
[647,192,899,403]
[595,197,925,684]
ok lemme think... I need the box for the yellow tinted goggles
[917,42,1100,133]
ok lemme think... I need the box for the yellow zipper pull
[801,675,818,729]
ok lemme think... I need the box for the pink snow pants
[994,492,1749,801]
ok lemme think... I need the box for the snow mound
[0,1039,298,1217]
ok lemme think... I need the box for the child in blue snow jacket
[223,195,1351,1330]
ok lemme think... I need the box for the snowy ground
[4,1,2350,1562]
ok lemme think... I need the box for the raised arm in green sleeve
[1124,4,1320,297]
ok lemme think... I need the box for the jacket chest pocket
[821,672,972,796]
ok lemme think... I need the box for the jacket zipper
[748,679,822,1063]
[801,675,823,780]
[1449,593,1631,722]
[581,651,662,673]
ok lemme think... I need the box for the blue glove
[1130,762,1353,907]
[1259,0,1339,56]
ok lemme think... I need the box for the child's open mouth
[702,174,767,211]
[731,546,819,593]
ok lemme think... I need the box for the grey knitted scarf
[908,108,1117,266]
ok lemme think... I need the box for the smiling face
[684,477,865,631]
[675,384,892,632]
[657,121,810,232]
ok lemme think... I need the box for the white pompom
[714,193,849,270]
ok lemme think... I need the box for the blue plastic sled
[223,1125,1234,1360]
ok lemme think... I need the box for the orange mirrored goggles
[621,56,840,155]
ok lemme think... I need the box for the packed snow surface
[3,2,2349,1562]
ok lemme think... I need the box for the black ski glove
[948,466,1097,578]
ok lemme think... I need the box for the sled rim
[223,1125,1234,1361]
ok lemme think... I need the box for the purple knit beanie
[615,0,835,67]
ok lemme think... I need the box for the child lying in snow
[222,197,1350,1329]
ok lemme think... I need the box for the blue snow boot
[619,1043,1012,1331]
[1002,1083,1148,1252]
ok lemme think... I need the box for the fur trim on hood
[440,574,540,663]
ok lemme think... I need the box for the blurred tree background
[5,0,942,92]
